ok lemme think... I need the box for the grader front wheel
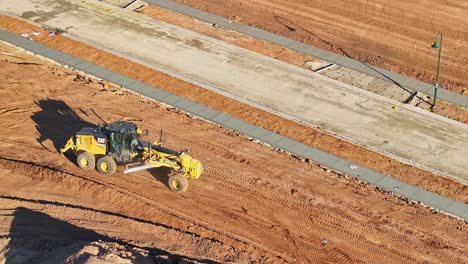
[77,152,95,171]
[97,156,117,176]
[168,174,189,193]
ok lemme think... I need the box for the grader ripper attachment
[60,121,202,192]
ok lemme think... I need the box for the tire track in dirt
[0,150,423,263]
[158,124,464,261]
[0,92,463,263]
[0,156,291,263]
[2,15,466,204]
[1,48,467,262]
[92,105,457,262]
[188,163,418,263]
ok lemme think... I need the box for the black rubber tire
[96,156,117,176]
[168,174,189,193]
[76,152,95,171]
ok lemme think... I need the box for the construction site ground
[1,12,467,205]
[1,0,468,262]
[1,40,467,263]
[3,0,468,183]
[169,0,468,96]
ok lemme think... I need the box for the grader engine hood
[179,153,203,179]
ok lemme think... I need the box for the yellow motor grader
[60,121,202,192]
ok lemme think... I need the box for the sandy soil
[169,0,468,96]
[137,5,468,125]
[0,41,467,263]
[1,15,466,203]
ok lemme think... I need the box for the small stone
[82,245,100,255]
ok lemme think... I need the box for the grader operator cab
[61,121,202,192]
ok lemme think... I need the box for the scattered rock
[241,207,248,214]
[74,74,94,83]
[81,245,100,256]
[99,81,109,90]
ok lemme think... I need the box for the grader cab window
[110,132,137,154]
[123,133,138,152]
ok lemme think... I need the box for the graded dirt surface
[170,0,468,95]
[1,41,468,263]
[6,0,468,183]
[1,14,467,203]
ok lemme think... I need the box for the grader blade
[124,164,154,174]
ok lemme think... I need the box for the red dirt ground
[1,15,466,203]
[0,41,467,263]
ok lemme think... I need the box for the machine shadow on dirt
[3,206,216,263]
[31,99,94,155]
[148,166,174,189]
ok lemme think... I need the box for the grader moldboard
[60,121,202,192]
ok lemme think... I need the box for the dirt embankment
[0,15,466,202]
[169,0,468,95]
[0,40,467,263]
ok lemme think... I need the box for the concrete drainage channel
[0,29,467,221]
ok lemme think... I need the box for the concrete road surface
[2,0,467,183]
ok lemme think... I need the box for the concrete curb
[1,29,466,221]
[144,0,468,109]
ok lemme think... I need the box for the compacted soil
[0,41,467,263]
[1,15,466,203]
[169,0,468,95]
